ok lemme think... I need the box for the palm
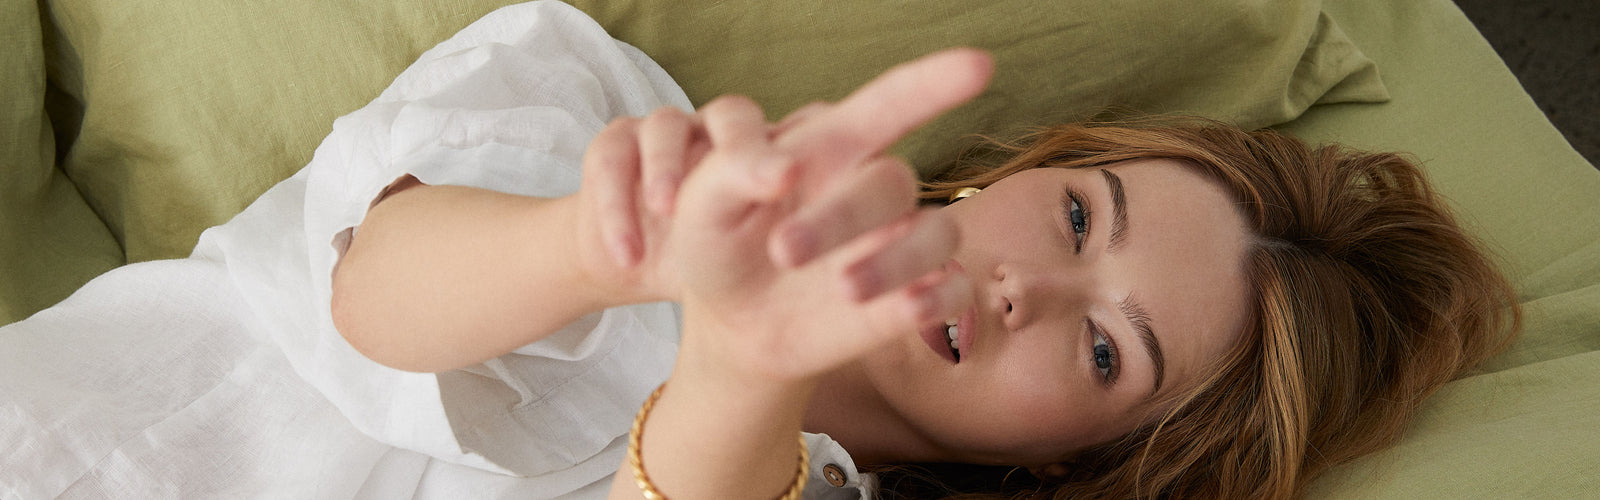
[671,172,898,380]
[664,48,992,382]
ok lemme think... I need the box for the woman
[0,3,1516,498]
[333,45,1519,500]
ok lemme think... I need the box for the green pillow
[569,1,1388,174]
[0,0,121,324]
[12,0,1385,325]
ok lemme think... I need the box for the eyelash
[1062,188,1091,253]
[1063,185,1117,386]
[1089,319,1121,386]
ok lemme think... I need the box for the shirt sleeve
[223,0,691,479]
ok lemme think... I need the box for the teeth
[942,319,962,361]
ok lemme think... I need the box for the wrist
[629,366,812,499]
[672,352,819,416]
[548,195,652,310]
[674,307,822,400]
[554,194,679,310]
[628,381,810,500]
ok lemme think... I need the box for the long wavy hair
[877,119,1521,499]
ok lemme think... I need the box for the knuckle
[643,107,688,131]
[703,95,761,118]
[648,105,684,119]
[591,119,640,151]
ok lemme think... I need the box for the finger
[770,101,832,138]
[687,149,796,231]
[769,155,918,268]
[639,106,696,214]
[581,117,644,268]
[684,137,713,174]
[671,133,796,235]
[699,96,795,197]
[700,95,769,151]
[776,48,993,175]
[828,208,961,302]
[859,267,975,349]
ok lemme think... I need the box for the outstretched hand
[571,105,715,307]
[666,48,993,383]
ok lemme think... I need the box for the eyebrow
[1099,169,1129,253]
[1095,168,1164,397]
[1119,293,1165,398]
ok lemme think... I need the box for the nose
[992,261,1089,332]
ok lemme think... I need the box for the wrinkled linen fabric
[0,2,871,498]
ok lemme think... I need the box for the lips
[919,307,978,364]
[919,321,958,364]
[916,259,978,365]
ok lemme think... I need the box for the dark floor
[1452,0,1599,168]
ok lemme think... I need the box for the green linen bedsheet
[1283,0,1600,496]
[2,0,1596,496]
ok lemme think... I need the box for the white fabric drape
[1,2,871,498]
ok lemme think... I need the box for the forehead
[1106,159,1252,395]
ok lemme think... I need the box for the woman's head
[857,158,1254,465]
[869,119,1520,498]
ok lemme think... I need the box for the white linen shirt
[0,2,872,498]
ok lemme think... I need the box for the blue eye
[1069,198,1088,237]
[1091,323,1119,385]
[1062,188,1091,253]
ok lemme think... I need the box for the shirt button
[823,463,847,487]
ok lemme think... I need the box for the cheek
[956,347,1103,456]
[955,197,1035,243]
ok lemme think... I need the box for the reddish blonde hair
[883,119,1520,499]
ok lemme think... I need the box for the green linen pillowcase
[37,0,1385,268]
[0,0,121,325]
[575,1,1389,175]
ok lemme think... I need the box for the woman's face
[859,158,1253,466]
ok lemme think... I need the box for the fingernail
[845,262,882,301]
[777,223,817,267]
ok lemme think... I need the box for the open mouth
[921,319,959,364]
[921,313,970,365]
[945,319,961,362]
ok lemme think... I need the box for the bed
[2,0,1596,496]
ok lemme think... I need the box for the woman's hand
[668,48,993,384]
[571,106,711,306]
[608,48,993,500]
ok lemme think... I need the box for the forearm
[608,319,815,500]
[331,182,621,372]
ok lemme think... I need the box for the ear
[1027,463,1072,482]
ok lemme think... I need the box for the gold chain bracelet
[627,383,810,500]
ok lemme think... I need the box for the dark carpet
[1453,0,1599,169]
